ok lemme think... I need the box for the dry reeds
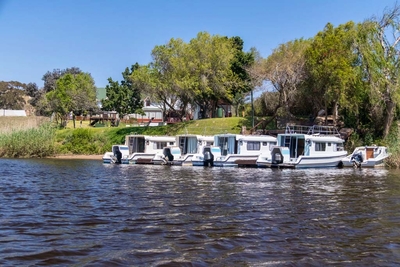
[0,116,50,134]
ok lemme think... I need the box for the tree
[249,39,310,126]
[229,37,256,117]
[0,81,26,110]
[356,3,400,138]
[35,67,84,116]
[131,32,240,120]
[42,67,82,93]
[186,32,238,118]
[305,22,360,125]
[101,63,143,116]
[25,82,43,107]
[46,72,97,127]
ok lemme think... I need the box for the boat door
[215,135,237,156]
[281,135,305,159]
[366,147,374,159]
[178,136,198,154]
[126,136,145,154]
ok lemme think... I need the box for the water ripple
[0,159,400,266]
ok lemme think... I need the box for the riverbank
[49,154,103,160]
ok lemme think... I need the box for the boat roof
[197,135,214,141]
[145,136,176,141]
[237,135,277,141]
[277,133,344,142]
[214,134,276,141]
[284,125,342,137]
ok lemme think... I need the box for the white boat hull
[214,155,259,167]
[124,153,156,164]
[341,146,390,168]
[257,153,347,169]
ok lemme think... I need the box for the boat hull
[214,155,259,167]
[341,146,390,168]
[257,153,347,169]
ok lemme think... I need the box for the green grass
[56,117,252,154]
[0,116,270,156]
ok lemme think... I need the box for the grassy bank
[56,117,250,155]
[2,116,400,168]
[0,116,252,157]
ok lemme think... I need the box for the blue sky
[0,0,396,88]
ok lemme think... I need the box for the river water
[1,158,400,266]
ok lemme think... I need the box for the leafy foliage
[46,72,97,127]
[0,81,27,110]
[305,22,360,123]
[131,32,250,120]
[101,63,143,116]
[356,4,400,138]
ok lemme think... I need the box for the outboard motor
[351,151,363,168]
[113,147,122,164]
[163,147,174,163]
[271,148,284,164]
[203,147,214,167]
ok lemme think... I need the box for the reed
[0,123,57,158]
[0,116,49,133]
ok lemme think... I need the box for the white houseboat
[212,134,277,167]
[123,135,176,164]
[341,145,390,168]
[256,125,347,168]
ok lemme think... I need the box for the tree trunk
[383,100,396,138]
[332,101,338,126]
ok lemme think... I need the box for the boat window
[206,141,213,146]
[262,142,267,146]
[247,141,261,151]
[337,143,344,151]
[169,142,174,145]
[315,142,326,151]
[120,147,129,151]
[153,142,167,149]
[211,147,220,153]
[328,143,331,146]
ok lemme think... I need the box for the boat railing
[285,125,341,137]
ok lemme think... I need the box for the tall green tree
[35,67,84,116]
[46,72,97,127]
[102,63,143,117]
[131,32,239,120]
[42,67,82,93]
[305,22,360,125]
[229,37,255,117]
[186,32,237,118]
[356,3,400,138]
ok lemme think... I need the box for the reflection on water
[1,159,400,266]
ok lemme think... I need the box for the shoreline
[49,154,103,160]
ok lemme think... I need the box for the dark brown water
[1,158,400,266]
